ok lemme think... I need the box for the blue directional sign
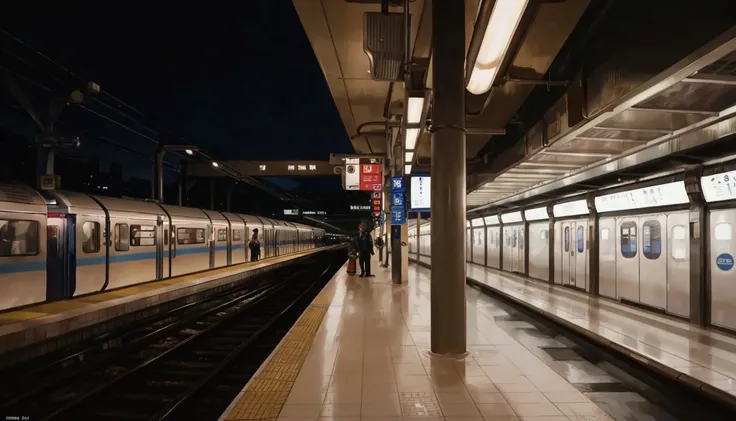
[391,207,406,225]
[392,192,404,207]
[391,177,405,192]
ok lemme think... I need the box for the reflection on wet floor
[468,285,734,421]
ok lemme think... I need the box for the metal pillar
[430,0,466,356]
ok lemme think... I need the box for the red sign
[359,165,382,191]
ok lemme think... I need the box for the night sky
[1,1,353,191]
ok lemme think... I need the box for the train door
[639,215,667,309]
[560,222,573,286]
[616,217,640,302]
[517,226,525,273]
[574,222,587,290]
[511,227,520,272]
[46,215,76,300]
[709,209,736,331]
[155,217,164,280]
[208,224,215,269]
[598,218,617,299]
[666,213,690,318]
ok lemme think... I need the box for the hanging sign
[345,164,359,190]
[360,164,382,191]
[702,170,736,203]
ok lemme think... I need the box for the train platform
[0,246,339,365]
[220,256,687,421]
[413,256,736,408]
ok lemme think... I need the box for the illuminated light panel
[405,128,419,150]
[405,151,414,163]
[595,181,689,213]
[467,0,529,95]
[471,218,484,227]
[524,206,549,221]
[501,211,522,224]
[405,164,412,174]
[407,96,424,124]
[553,200,589,218]
[483,215,500,225]
[701,170,736,203]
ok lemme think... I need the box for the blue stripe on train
[0,242,287,273]
[0,260,46,274]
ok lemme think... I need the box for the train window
[714,223,731,241]
[217,229,227,242]
[82,221,101,253]
[130,225,156,247]
[0,220,39,256]
[233,230,242,241]
[671,225,687,260]
[620,221,637,258]
[177,227,205,245]
[540,230,547,240]
[164,229,168,246]
[115,224,130,251]
[577,226,584,253]
[564,226,569,252]
[520,230,523,249]
[643,220,662,260]
[601,228,610,241]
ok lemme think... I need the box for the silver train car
[0,182,328,312]
[408,172,736,334]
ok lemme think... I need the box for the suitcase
[347,255,357,275]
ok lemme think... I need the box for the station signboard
[360,164,382,191]
[390,176,406,225]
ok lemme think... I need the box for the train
[0,182,338,312]
[409,173,736,333]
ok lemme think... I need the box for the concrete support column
[430,0,466,356]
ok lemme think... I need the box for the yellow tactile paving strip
[0,248,331,325]
[223,299,331,420]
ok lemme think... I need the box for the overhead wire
[1,27,307,204]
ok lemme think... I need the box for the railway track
[0,253,341,421]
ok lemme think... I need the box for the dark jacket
[357,232,374,254]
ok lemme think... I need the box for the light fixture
[467,0,529,95]
[407,97,424,124]
[405,151,414,163]
[185,149,194,155]
[212,162,219,167]
[405,164,412,175]
[405,128,419,150]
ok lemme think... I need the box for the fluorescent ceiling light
[467,0,528,95]
[407,97,424,124]
[212,162,219,167]
[405,128,419,150]
[405,164,412,174]
[405,151,414,163]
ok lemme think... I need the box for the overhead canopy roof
[467,28,736,208]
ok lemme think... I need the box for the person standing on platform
[249,228,261,262]
[357,222,374,277]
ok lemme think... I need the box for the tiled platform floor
[222,256,621,421]
[417,255,736,405]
